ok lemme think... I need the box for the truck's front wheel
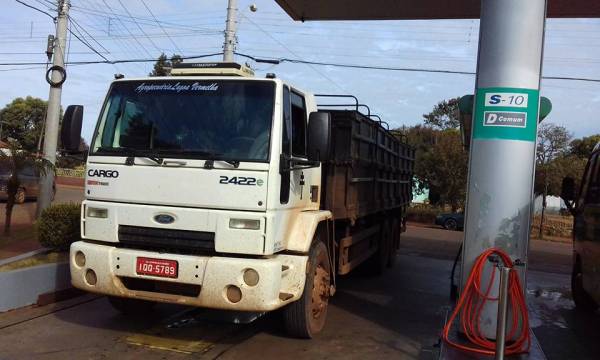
[283,239,331,338]
[108,296,156,317]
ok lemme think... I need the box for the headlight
[87,207,108,218]
[229,218,260,230]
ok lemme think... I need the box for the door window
[585,153,600,205]
[280,86,291,204]
[290,92,307,157]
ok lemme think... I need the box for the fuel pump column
[460,0,546,340]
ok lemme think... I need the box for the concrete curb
[0,248,52,267]
[0,261,71,312]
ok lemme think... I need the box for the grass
[0,251,68,272]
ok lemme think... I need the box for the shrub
[37,203,81,250]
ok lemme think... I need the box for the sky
[1,0,599,143]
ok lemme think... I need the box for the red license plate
[136,257,178,278]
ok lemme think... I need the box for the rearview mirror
[307,111,331,162]
[61,105,84,152]
[561,177,576,202]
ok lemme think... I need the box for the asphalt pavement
[0,226,597,360]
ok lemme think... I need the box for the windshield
[91,80,275,162]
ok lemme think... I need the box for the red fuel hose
[441,248,530,356]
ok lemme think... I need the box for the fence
[56,168,85,178]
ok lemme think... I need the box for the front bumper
[70,241,308,311]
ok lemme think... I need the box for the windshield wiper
[154,149,240,168]
[96,147,163,166]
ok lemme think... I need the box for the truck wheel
[366,219,392,275]
[571,259,598,311]
[283,239,331,338]
[108,296,156,317]
[15,188,26,204]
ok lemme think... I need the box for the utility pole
[37,0,70,216]
[223,0,237,62]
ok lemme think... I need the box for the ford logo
[154,214,175,224]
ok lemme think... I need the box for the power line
[235,52,600,83]
[1,46,599,84]
[14,0,54,19]
[116,0,162,54]
[240,13,350,95]
[79,0,146,73]
[0,52,223,65]
[67,18,111,62]
[69,15,110,54]
[100,0,153,58]
[139,0,183,54]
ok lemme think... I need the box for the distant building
[533,195,566,214]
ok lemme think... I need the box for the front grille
[118,225,215,255]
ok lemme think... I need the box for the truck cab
[563,142,600,311]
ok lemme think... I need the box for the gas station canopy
[275,0,600,20]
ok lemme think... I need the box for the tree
[0,97,48,152]
[399,125,468,211]
[535,123,572,238]
[418,129,469,211]
[0,139,53,235]
[569,134,600,159]
[56,137,89,169]
[422,97,461,130]
[149,53,183,76]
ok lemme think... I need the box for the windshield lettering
[134,82,219,93]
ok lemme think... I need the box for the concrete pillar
[461,0,547,339]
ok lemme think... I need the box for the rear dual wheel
[366,218,395,275]
[284,238,331,338]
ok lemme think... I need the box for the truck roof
[110,76,311,98]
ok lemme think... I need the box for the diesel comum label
[483,111,527,128]
[473,87,540,142]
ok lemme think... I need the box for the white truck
[60,62,414,338]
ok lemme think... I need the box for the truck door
[280,86,311,207]
[579,152,600,303]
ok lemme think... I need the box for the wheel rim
[16,189,25,203]
[310,249,330,322]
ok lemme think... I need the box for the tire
[108,296,156,317]
[571,259,598,312]
[283,239,331,338]
[444,218,458,231]
[388,219,399,268]
[365,219,392,275]
[15,188,26,204]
